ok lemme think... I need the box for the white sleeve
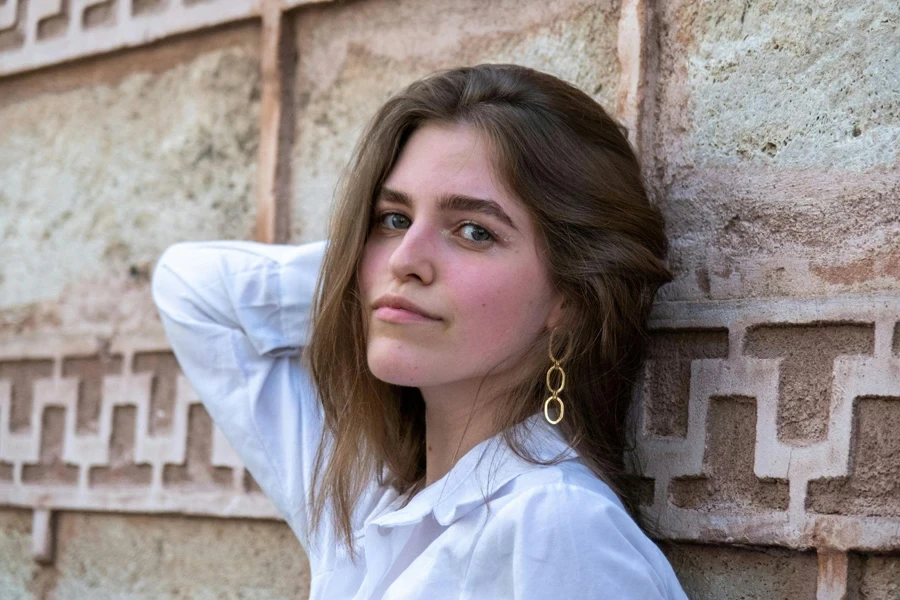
[150,239,327,549]
[462,483,689,600]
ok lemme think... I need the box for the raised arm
[150,239,326,549]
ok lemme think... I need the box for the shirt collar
[363,413,578,531]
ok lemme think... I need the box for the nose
[387,219,436,286]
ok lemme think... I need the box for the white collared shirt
[151,239,689,600]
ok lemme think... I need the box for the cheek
[448,264,549,342]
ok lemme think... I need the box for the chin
[366,338,437,387]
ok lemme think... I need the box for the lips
[372,294,441,321]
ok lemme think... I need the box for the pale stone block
[289,0,623,243]
[646,0,900,301]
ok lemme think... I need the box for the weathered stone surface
[50,512,310,599]
[647,0,900,300]
[0,27,262,336]
[65,353,125,435]
[88,404,154,488]
[669,395,789,512]
[0,509,36,600]
[289,0,622,242]
[0,359,53,432]
[849,554,900,600]
[743,323,875,444]
[132,351,180,435]
[21,406,79,486]
[663,543,819,599]
[645,328,729,437]
[161,404,234,491]
[807,396,900,517]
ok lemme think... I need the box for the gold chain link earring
[544,328,566,425]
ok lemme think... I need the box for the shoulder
[484,460,641,545]
[463,460,686,599]
[490,457,631,517]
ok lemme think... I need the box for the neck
[420,378,502,487]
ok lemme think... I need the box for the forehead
[383,122,518,211]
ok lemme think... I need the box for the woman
[152,64,688,599]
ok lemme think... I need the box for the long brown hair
[305,64,672,556]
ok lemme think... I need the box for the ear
[545,290,567,331]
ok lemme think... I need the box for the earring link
[544,329,566,425]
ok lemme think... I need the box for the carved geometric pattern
[2,295,898,551]
[669,395,790,513]
[744,324,875,445]
[644,329,729,437]
[0,0,323,77]
[0,332,278,519]
[632,294,900,552]
[806,395,900,518]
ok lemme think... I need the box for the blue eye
[460,223,494,243]
[379,212,411,230]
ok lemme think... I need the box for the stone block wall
[0,0,897,597]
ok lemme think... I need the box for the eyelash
[372,211,497,244]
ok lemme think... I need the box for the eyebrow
[377,187,519,232]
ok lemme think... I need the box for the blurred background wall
[0,0,897,598]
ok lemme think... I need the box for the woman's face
[359,122,563,392]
